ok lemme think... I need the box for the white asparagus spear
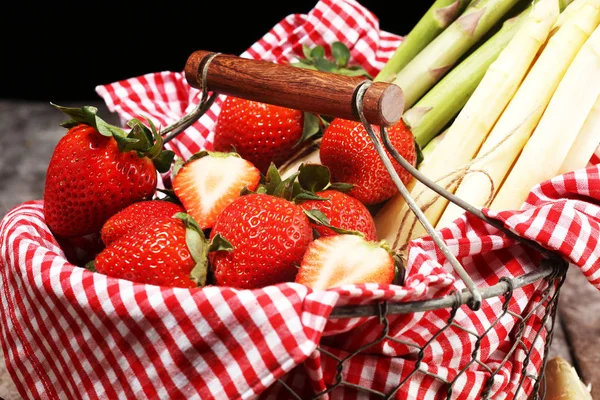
[558,94,600,173]
[437,0,600,227]
[490,19,600,211]
[375,0,559,249]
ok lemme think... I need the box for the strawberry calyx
[296,163,353,194]
[303,209,365,239]
[290,41,372,148]
[173,212,233,287]
[298,112,329,148]
[291,41,372,79]
[51,103,175,173]
[242,162,355,204]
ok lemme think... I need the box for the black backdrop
[1,1,433,102]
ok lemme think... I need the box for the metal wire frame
[271,80,570,399]
[166,60,570,399]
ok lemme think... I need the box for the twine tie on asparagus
[392,108,540,253]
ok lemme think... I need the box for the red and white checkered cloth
[2,1,600,399]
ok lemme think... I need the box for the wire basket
[168,51,570,400]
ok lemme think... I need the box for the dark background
[1,1,432,102]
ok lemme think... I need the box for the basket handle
[183,50,404,127]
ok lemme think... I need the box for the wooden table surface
[0,99,598,399]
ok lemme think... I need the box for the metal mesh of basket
[274,260,567,399]
[164,53,570,400]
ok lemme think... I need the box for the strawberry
[43,104,174,238]
[299,189,377,241]
[212,42,373,176]
[209,193,313,289]
[92,213,210,289]
[172,151,261,230]
[100,199,184,246]
[295,234,396,290]
[319,118,417,205]
[212,96,307,174]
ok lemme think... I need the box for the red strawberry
[93,213,208,289]
[209,193,313,289]
[295,234,396,290]
[212,96,305,174]
[299,189,377,241]
[172,151,261,229]
[319,118,416,205]
[100,199,184,246]
[43,104,174,238]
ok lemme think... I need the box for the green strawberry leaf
[263,163,283,194]
[310,45,325,60]
[302,44,313,60]
[207,234,234,253]
[289,62,317,71]
[328,182,354,193]
[142,119,165,159]
[298,163,330,192]
[96,115,127,138]
[273,172,299,201]
[152,149,176,173]
[52,103,98,126]
[297,112,322,147]
[331,41,350,68]
[293,188,328,203]
[303,209,365,237]
[112,134,142,152]
[51,103,132,138]
[174,212,210,287]
[339,65,373,79]
[118,120,151,152]
[84,260,97,273]
[171,157,186,180]
[190,261,208,287]
[187,150,211,163]
[314,57,336,73]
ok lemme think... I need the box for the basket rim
[328,255,568,319]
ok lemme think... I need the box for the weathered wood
[558,266,600,399]
[184,50,405,126]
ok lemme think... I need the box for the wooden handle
[184,50,404,126]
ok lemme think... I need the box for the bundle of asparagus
[281,0,600,255]
[374,0,600,252]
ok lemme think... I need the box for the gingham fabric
[2,1,600,399]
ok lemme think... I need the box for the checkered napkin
[2,1,600,399]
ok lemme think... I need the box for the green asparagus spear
[393,0,523,108]
[375,0,472,83]
[404,4,532,148]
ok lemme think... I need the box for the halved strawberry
[295,234,397,290]
[172,151,261,230]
